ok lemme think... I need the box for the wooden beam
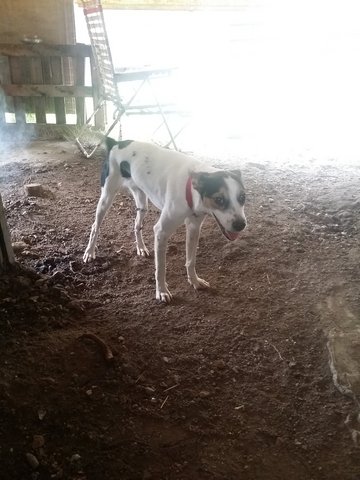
[0,43,92,58]
[1,84,93,98]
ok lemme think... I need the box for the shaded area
[0,141,359,479]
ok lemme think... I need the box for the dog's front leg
[185,215,210,290]
[153,215,178,303]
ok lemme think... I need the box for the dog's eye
[214,195,226,207]
[238,193,246,205]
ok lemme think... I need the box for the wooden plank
[0,43,92,58]
[41,57,55,117]
[2,84,93,98]
[50,57,66,124]
[74,56,85,125]
[90,53,105,129]
[0,56,8,125]
[0,56,13,113]
[0,193,15,269]
[8,56,26,125]
[30,57,47,124]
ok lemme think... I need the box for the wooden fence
[0,43,103,138]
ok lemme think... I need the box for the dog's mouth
[213,214,240,242]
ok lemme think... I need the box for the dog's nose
[232,218,246,232]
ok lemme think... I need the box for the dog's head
[191,170,246,241]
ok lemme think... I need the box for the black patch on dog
[105,137,133,152]
[191,172,227,198]
[120,160,131,178]
[118,139,133,150]
[237,192,246,205]
[101,140,114,186]
[101,159,109,187]
[105,136,118,152]
[101,138,134,185]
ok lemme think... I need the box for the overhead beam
[1,84,93,98]
[76,0,249,9]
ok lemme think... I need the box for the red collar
[186,176,193,209]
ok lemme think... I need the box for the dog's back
[106,139,214,210]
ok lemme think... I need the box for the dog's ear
[190,172,211,197]
[105,136,118,152]
[230,169,242,181]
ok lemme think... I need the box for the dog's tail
[105,136,118,152]
[101,137,134,186]
[101,137,117,187]
[105,137,134,152]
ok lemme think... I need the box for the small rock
[213,359,226,369]
[12,241,29,253]
[70,453,81,462]
[26,452,39,469]
[144,386,155,395]
[199,390,211,398]
[37,408,46,421]
[68,300,85,312]
[24,183,45,197]
[32,435,45,449]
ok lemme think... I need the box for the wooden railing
[0,43,102,138]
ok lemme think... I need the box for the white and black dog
[83,138,246,303]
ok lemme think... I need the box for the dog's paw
[137,245,150,257]
[83,250,96,263]
[188,276,210,290]
[156,287,173,304]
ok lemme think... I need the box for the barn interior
[0,1,360,479]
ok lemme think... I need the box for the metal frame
[76,0,182,157]
[76,0,125,158]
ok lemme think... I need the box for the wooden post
[30,57,47,124]
[0,194,15,270]
[75,56,85,125]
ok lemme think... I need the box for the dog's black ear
[190,172,210,197]
[105,136,118,152]
[230,169,242,181]
[191,171,226,198]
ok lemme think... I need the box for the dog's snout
[232,218,246,232]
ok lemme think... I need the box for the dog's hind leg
[83,177,120,263]
[128,186,149,257]
[185,215,210,290]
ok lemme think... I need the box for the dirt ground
[0,139,359,480]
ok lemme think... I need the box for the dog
[83,137,247,303]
